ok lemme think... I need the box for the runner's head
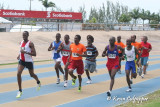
[131,35,136,43]
[56,33,61,41]
[117,36,121,42]
[23,31,29,41]
[87,35,94,45]
[74,34,81,45]
[143,36,148,43]
[109,37,115,46]
[64,34,70,43]
[126,38,132,46]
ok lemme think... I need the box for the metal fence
[1,23,160,32]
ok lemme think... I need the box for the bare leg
[28,69,40,83]
[85,70,91,80]
[109,69,117,91]
[125,70,131,88]
[17,64,25,91]
[78,75,82,87]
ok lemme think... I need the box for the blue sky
[0,0,159,17]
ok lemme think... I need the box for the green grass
[0,60,52,66]
[117,90,160,107]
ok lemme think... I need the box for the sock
[109,90,111,93]
[19,89,22,92]
[129,86,131,89]
[37,81,40,84]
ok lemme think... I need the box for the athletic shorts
[106,61,119,71]
[125,61,137,74]
[68,60,84,75]
[141,57,148,66]
[53,58,62,63]
[19,60,33,70]
[62,56,69,65]
[118,53,123,57]
[84,60,96,73]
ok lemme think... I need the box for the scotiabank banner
[0,9,82,20]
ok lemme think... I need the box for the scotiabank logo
[52,13,72,18]
[3,11,25,16]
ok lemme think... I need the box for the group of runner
[16,31,152,99]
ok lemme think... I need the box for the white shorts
[54,58,62,63]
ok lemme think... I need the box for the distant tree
[129,8,140,26]
[39,0,55,11]
[119,13,131,23]
[140,9,147,30]
[78,5,86,22]
[89,17,97,23]
[0,3,4,9]
[146,10,152,23]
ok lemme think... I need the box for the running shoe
[72,77,77,85]
[56,78,60,84]
[37,83,41,91]
[141,74,144,78]
[16,91,22,98]
[86,79,92,84]
[64,82,68,87]
[78,86,81,92]
[126,88,132,92]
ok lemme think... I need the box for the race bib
[62,51,70,56]
[128,55,133,58]
[21,47,25,50]
[72,53,78,57]
[87,51,92,55]
[108,54,116,59]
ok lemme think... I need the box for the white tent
[10,25,42,32]
[0,17,12,32]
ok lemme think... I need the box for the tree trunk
[143,20,144,31]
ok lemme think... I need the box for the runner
[130,35,142,83]
[102,37,124,98]
[115,36,125,74]
[48,33,64,84]
[57,34,72,87]
[85,35,98,84]
[67,35,87,92]
[140,36,152,78]
[16,31,41,98]
[124,38,140,92]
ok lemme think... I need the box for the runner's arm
[25,42,36,56]
[48,43,55,51]
[57,43,64,53]
[102,46,107,57]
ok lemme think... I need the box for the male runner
[16,31,41,98]
[57,34,72,87]
[48,33,64,84]
[102,37,124,98]
[140,36,152,78]
[115,36,125,74]
[124,38,140,92]
[67,35,86,92]
[85,35,98,84]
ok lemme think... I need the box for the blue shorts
[125,61,136,74]
[141,57,148,66]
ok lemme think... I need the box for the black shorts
[118,53,123,57]
[19,60,33,70]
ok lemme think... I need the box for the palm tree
[146,10,152,24]
[39,0,55,11]
[129,8,140,26]
[118,13,131,23]
[140,9,147,30]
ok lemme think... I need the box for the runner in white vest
[124,38,140,92]
[16,31,41,98]
[57,34,73,87]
